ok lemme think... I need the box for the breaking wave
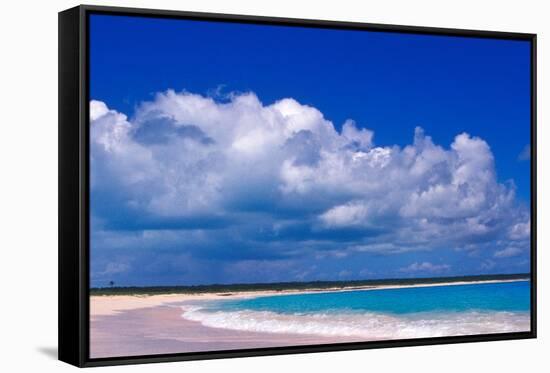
[181,306,529,340]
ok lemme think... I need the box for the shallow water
[181,281,531,339]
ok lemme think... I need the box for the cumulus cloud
[90,89,530,283]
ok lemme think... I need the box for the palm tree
[109,280,114,287]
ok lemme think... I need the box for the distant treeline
[90,273,529,296]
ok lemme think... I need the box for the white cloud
[508,221,530,240]
[494,246,523,258]
[399,262,451,273]
[480,259,496,271]
[341,119,373,149]
[320,202,369,227]
[518,144,531,161]
[400,131,502,220]
[90,100,110,121]
[98,262,130,276]
[90,89,529,256]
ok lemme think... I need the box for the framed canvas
[58,5,537,367]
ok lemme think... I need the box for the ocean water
[181,281,531,340]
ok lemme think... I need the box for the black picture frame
[58,4,537,368]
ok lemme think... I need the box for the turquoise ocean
[181,281,530,339]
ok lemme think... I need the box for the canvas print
[89,14,532,358]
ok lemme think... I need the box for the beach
[90,292,364,358]
[90,279,530,358]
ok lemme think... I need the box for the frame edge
[58,5,85,368]
[79,3,536,40]
[530,34,537,338]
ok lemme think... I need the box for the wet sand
[90,302,364,358]
[90,279,528,358]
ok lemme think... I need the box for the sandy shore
[91,278,527,317]
[90,291,369,358]
[90,279,528,358]
[90,303,366,358]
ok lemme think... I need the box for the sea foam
[181,306,529,340]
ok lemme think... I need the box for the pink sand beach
[90,292,365,358]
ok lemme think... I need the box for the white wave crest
[181,306,529,339]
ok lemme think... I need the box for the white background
[0,0,547,371]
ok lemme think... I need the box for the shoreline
[90,278,529,358]
[90,304,367,358]
[91,278,528,317]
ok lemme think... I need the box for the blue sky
[89,14,531,287]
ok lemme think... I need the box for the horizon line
[90,272,530,290]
